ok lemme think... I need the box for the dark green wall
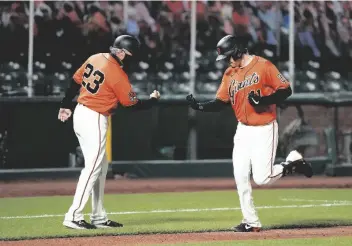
[1,101,237,168]
[2,101,77,168]
[111,103,237,161]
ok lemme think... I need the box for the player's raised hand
[58,108,72,122]
[150,90,160,99]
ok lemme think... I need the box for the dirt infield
[1,176,352,245]
[1,176,352,198]
[2,227,352,245]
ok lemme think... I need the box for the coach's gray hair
[109,47,132,56]
[109,47,121,54]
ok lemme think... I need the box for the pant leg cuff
[90,217,108,225]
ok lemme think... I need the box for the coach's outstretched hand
[186,94,203,110]
[150,90,161,99]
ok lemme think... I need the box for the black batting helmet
[110,35,140,56]
[216,35,247,61]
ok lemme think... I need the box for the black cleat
[63,220,97,229]
[94,220,123,228]
[292,159,313,178]
[282,150,313,178]
[232,223,261,232]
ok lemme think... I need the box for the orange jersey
[216,56,290,126]
[73,53,138,115]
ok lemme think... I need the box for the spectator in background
[1,4,12,27]
[107,1,124,22]
[245,7,259,43]
[34,2,54,43]
[221,1,233,20]
[0,3,15,64]
[175,12,190,51]
[206,14,223,49]
[82,3,111,55]
[251,16,266,44]
[33,1,56,70]
[134,1,157,32]
[342,2,352,19]
[54,2,85,68]
[105,1,125,37]
[126,3,139,36]
[7,2,29,66]
[184,0,206,19]
[196,11,212,52]
[208,0,222,15]
[318,1,340,57]
[223,18,233,35]
[281,2,289,30]
[257,2,280,46]
[232,2,252,47]
[156,12,173,64]
[110,15,125,38]
[1,0,352,96]
[56,2,82,26]
[164,0,184,22]
[338,16,351,48]
[232,2,250,33]
[258,2,280,30]
[297,5,321,58]
[140,29,161,73]
[83,3,110,34]
[337,15,352,77]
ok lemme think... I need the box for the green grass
[0,189,352,241]
[168,237,352,246]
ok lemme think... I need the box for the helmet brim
[216,54,228,61]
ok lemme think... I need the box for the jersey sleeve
[215,73,230,103]
[72,58,90,85]
[265,62,291,91]
[111,73,139,107]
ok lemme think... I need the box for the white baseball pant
[232,121,283,228]
[64,103,109,224]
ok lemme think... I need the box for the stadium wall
[1,93,352,179]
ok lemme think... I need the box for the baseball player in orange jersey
[58,35,161,229]
[186,35,313,232]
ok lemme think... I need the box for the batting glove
[186,94,203,111]
[248,90,262,107]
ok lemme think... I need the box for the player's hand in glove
[58,108,72,122]
[186,94,203,110]
[248,90,262,107]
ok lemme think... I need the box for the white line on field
[1,202,352,220]
[281,198,352,203]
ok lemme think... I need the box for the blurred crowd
[0,1,352,96]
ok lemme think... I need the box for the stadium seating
[0,1,351,96]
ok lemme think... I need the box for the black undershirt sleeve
[124,98,158,110]
[260,87,292,105]
[60,79,81,108]
[198,99,230,112]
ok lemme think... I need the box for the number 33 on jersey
[73,53,138,116]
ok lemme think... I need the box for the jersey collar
[105,53,124,67]
[239,55,255,69]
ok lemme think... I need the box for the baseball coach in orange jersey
[58,35,160,230]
